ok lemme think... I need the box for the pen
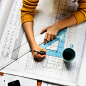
[33,50,45,55]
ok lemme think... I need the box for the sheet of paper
[41,82,77,86]
[41,82,47,86]
[0,74,37,86]
[77,29,86,86]
[42,82,60,86]
[0,0,86,86]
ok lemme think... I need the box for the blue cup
[62,44,76,62]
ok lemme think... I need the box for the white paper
[77,30,86,86]
[41,82,63,86]
[41,82,47,86]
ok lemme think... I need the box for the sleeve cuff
[72,11,86,24]
[21,14,34,24]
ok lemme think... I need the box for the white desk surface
[0,74,37,86]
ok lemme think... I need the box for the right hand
[31,44,47,59]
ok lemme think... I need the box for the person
[21,0,86,59]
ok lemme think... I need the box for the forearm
[23,22,46,58]
[23,22,37,49]
[56,15,77,30]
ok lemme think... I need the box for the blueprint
[0,0,86,86]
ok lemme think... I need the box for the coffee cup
[62,44,76,62]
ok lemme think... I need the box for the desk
[0,72,41,86]
[0,72,38,86]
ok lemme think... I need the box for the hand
[31,44,47,59]
[40,23,60,44]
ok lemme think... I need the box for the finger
[43,33,48,44]
[51,35,53,40]
[47,34,51,41]
[34,55,37,58]
[33,53,38,58]
[42,49,47,53]
[53,34,56,39]
[36,54,46,58]
[40,49,47,55]
[40,28,47,34]
[33,54,37,58]
[41,48,47,52]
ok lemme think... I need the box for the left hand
[40,23,60,44]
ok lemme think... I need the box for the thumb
[40,27,47,34]
[43,49,47,52]
[41,47,47,53]
[42,48,47,55]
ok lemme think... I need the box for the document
[77,31,86,86]
[41,82,77,86]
